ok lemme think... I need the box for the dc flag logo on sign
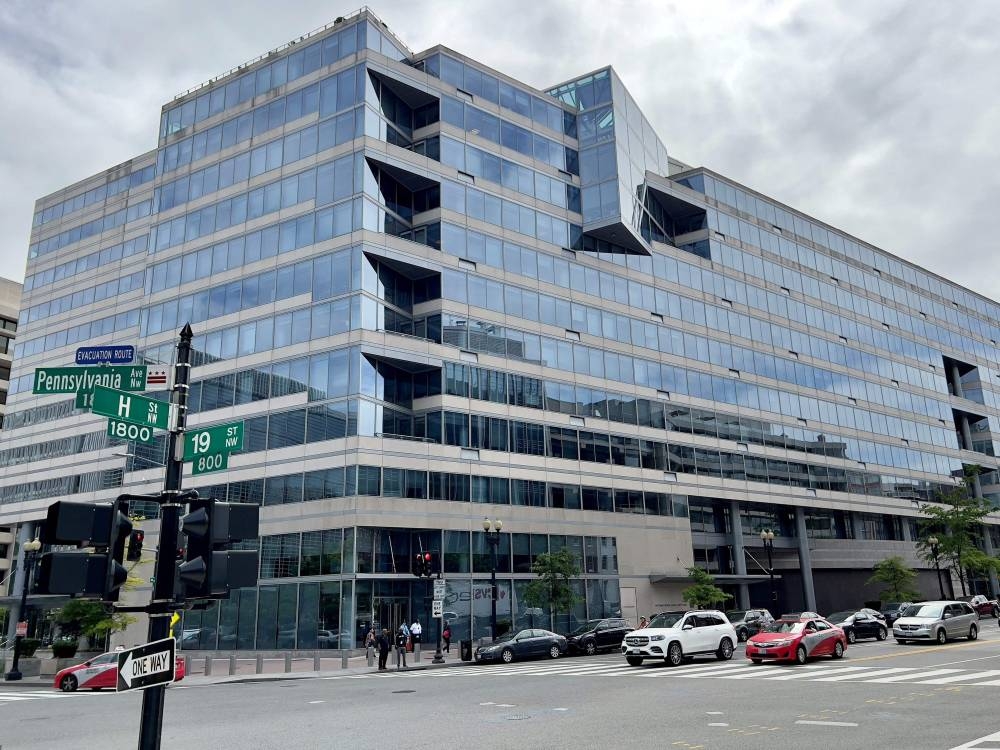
[146,368,168,386]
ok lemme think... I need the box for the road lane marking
[708,722,729,727]
[912,669,1000,684]
[308,700,324,704]
[948,729,1000,749]
[846,634,1000,663]
[867,668,963,683]
[706,711,724,715]
[795,720,858,727]
[760,666,868,680]
[813,667,915,681]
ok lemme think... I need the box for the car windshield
[648,613,685,628]
[765,621,806,634]
[827,611,853,622]
[882,602,901,611]
[726,611,747,621]
[570,620,603,635]
[902,604,944,619]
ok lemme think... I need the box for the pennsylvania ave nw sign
[116,637,176,692]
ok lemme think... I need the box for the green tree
[867,556,921,602]
[52,600,134,650]
[681,567,732,609]
[918,467,1000,597]
[524,549,582,621]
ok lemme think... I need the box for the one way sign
[116,637,176,692]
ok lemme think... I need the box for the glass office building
[3,9,1000,651]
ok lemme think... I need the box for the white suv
[621,610,737,667]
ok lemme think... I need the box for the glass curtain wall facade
[4,9,1000,647]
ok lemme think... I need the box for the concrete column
[982,529,1000,598]
[4,523,35,647]
[729,500,750,608]
[959,414,974,451]
[795,507,817,612]
[951,364,965,398]
[901,517,913,542]
[850,512,866,541]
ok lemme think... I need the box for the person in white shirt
[410,620,423,644]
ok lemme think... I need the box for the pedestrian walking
[377,628,390,670]
[395,626,409,669]
[411,620,422,645]
[638,616,648,629]
[365,627,376,664]
[442,623,452,653]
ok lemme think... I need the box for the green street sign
[92,386,170,430]
[183,422,244,461]
[107,418,155,444]
[192,452,229,475]
[33,365,148,395]
[76,391,94,409]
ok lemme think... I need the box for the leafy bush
[16,638,40,657]
[51,639,79,659]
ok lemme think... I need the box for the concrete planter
[12,657,41,678]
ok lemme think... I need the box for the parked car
[726,609,774,642]
[565,618,632,655]
[475,629,568,663]
[621,610,737,667]
[746,616,847,665]
[894,601,979,644]
[54,650,186,692]
[826,609,888,643]
[317,629,341,648]
[880,602,912,627]
[958,594,999,618]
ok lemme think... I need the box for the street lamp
[928,535,946,599]
[5,536,42,681]
[760,529,776,608]
[483,518,502,641]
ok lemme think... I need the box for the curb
[184,657,473,687]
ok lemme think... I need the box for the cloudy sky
[1,0,998,301]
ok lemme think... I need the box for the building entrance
[373,596,409,635]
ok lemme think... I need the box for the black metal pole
[489,533,498,641]
[933,545,945,599]
[4,549,35,681]
[765,540,775,607]
[432,573,444,664]
[138,324,193,750]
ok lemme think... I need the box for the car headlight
[649,635,666,641]
[765,640,790,647]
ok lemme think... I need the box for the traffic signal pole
[138,324,193,750]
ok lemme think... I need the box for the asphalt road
[7,624,1000,750]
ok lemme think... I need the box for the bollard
[204,656,213,676]
[229,655,237,675]
[184,655,191,676]
[414,643,421,663]
[284,654,292,673]
[341,648,349,669]
[314,654,321,671]
[366,646,375,667]
[255,654,264,674]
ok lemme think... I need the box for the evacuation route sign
[116,637,176,692]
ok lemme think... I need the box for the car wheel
[993,607,999,619]
[751,659,763,665]
[936,629,947,645]
[665,642,683,667]
[833,640,845,659]
[846,628,856,644]
[584,641,597,656]
[737,628,748,643]
[716,637,734,661]
[876,627,887,641]
[969,624,979,641]
[60,675,78,692]
[626,656,644,667]
[501,648,515,664]
[795,646,807,665]
[549,645,561,659]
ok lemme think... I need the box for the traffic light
[413,553,425,578]
[34,498,132,600]
[126,530,145,561]
[178,497,259,599]
[422,551,434,577]
[413,551,435,577]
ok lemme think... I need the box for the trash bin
[460,640,473,662]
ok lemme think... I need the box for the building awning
[649,573,781,585]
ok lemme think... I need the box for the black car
[880,602,913,627]
[826,609,888,643]
[725,609,774,642]
[474,629,568,664]
[565,618,632,655]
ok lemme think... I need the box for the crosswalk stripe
[757,666,869,681]
[867,668,963,683]
[693,666,786,679]
[813,667,914,681]
[920,670,1000,685]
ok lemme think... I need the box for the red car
[54,650,185,692]
[745,616,847,665]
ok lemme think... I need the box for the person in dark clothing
[442,623,452,653]
[395,626,408,669]
[377,628,390,670]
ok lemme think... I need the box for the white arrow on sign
[120,649,172,688]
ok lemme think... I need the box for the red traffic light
[424,552,432,562]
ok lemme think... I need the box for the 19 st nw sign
[116,637,176,692]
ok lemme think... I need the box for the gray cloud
[1,0,998,303]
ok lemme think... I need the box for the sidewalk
[0,647,471,690]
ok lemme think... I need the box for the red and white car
[54,650,185,692]
[745,616,847,665]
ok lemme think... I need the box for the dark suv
[725,609,774,642]
[565,618,632,655]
